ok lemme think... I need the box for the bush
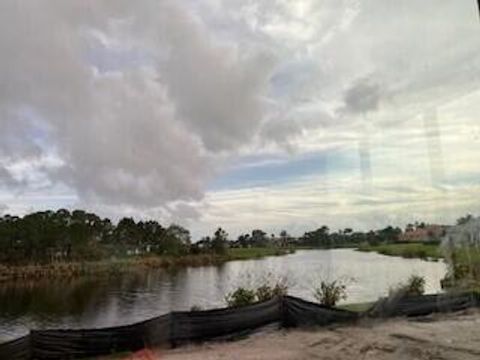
[406,275,425,295]
[390,275,425,297]
[313,280,347,307]
[225,287,256,307]
[255,285,274,302]
[255,281,288,302]
[225,280,289,307]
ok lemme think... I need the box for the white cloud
[0,0,479,235]
[0,1,275,217]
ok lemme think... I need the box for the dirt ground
[114,309,480,360]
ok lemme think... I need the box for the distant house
[443,217,480,247]
[399,224,448,243]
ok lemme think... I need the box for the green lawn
[357,242,442,260]
[227,247,294,260]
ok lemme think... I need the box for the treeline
[0,209,405,265]
[0,210,290,265]
[0,209,192,264]
[296,225,402,248]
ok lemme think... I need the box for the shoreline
[0,247,294,282]
[357,242,443,261]
[0,243,449,282]
[2,243,445,283]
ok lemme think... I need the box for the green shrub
[390,275,425,297]
[255,285,274,302]
[225,279,289,307]
[255,281,288,302]
[225,287,257,307]
[406,275,425,295]
[313,280,347,307]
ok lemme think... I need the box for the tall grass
[442,246,480,289]
[357,243,442,260]
[0,247,294,282]
[358,243,480,290]
[227,247,293,260]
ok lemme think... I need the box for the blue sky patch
[209,150,353,190]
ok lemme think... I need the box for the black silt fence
[29,314,171,360]
[367,291,480,318]
[1,292,478,360]
[0,335,31,360]
[0,296,356,360]
[170,296,282,345]
[282,295,357,327]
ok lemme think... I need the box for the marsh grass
[357,242,442,260]
[0,247,293,282]
[227,247,293,260]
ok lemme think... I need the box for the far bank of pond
[0,242,448,282]
[357,242,443,260]
[0,249,447,342]
[0,247,294,282]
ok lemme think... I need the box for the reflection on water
[0,249,446,341]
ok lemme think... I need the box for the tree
[457,214,474,225]
[366,230,379,246]
[167,224,190,245]
[279,230,290,247]
[161,224,190,256]
[377,226,402,243]
[237,233,250,248]
[0,209,192,263]
[191,236,211,253]
[115,217,140,248]
[251,229,268,247]
[300,226,330,247]
[68,210,104,260]
[138,220,164,253]
[212,227,228,254]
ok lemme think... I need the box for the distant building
[399,224,448,243]
[443,217,480,247]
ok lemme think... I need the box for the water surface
[0,249,447,341]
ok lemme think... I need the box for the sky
[0,0,479,240]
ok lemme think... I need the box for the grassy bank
[357,242,442,260]
[294,244,359,250]
[0,247,293,282]
[359,243,480,290]
[227,247,295,260]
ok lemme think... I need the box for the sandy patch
[159,309,480,360]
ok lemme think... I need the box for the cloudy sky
[0,0,479,239]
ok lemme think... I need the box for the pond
[0,249,447,341]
